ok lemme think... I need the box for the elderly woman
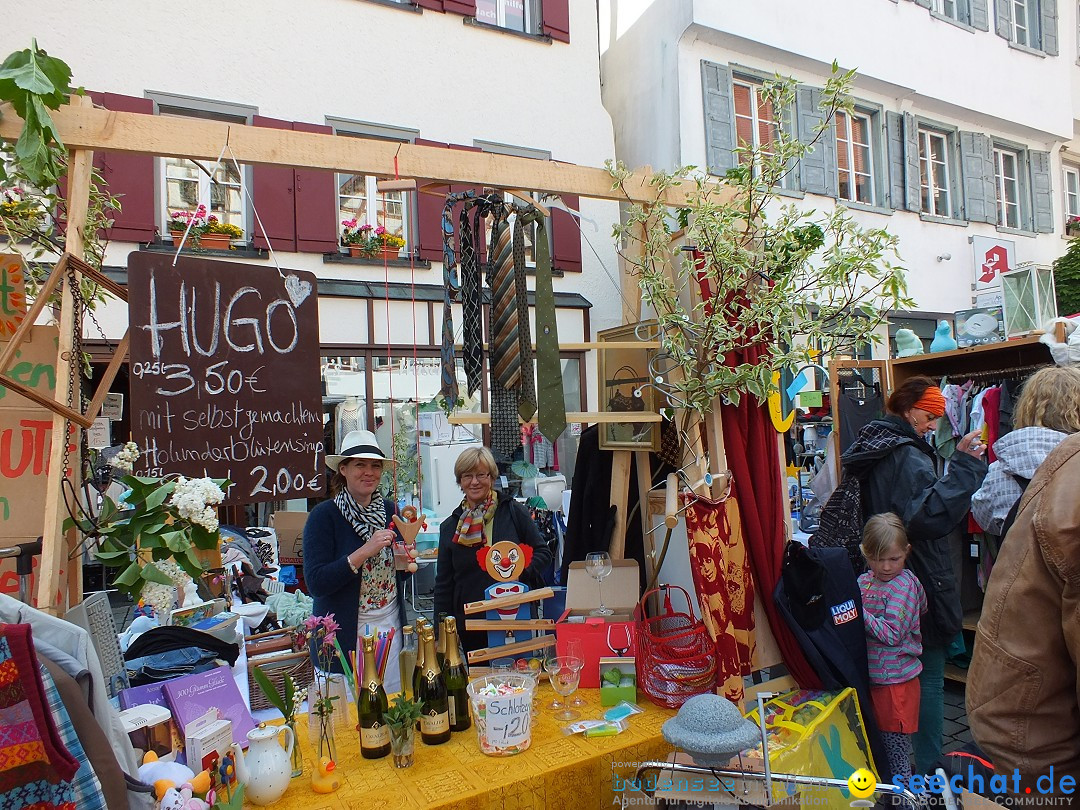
[303,429,405,692]
[434,447,551,654]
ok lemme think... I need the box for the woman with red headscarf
[842,375,986,774]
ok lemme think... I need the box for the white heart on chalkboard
[284,274,312,308]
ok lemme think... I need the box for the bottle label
[361,724,390,748]
[421,710,450,734]
[448,695,457,726]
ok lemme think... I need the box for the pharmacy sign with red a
[972,236,1016,291]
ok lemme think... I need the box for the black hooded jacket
[842,415,986,647]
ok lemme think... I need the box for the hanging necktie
[439,190,476,408]
[459,201,484,398]
[511,211,537,423]
[486,204,520,460]
[519,208,566,442]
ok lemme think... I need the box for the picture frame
[597,320,661,452]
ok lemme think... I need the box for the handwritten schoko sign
[128,253,323,504]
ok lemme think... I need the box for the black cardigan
[302,498,407,672]
[433,493,550,654]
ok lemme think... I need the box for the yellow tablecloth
[261,684,676,810]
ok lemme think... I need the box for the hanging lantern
[1000,263,1057,337]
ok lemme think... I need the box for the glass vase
[286,717,303,778]
[389,724,415,768]
[315,712,337,764]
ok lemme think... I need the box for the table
[264,682,677,809]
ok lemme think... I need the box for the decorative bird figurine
[929,319,958,353]
[311,757,341,794]
[894,328,924,358]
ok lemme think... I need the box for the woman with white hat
[303,429,406,692]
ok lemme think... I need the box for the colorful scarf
[335,489,396,611]
[452,495,497,547]
[0,623,78,808]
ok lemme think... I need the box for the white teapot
[231,723,295,806]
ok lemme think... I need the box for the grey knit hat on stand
[661,694,763,767]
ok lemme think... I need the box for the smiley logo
[847,768,877,800]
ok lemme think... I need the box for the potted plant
[168,205,208,247]
[341,218,376,257]
[63,443,230,618]
[373,226,405,260]
[202,215,243,250]
[1066,216,1080,237]
[382,694,424,768]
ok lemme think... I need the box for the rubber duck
[929,319,958,353]
[311,757,341,794]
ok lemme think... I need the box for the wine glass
[565,640,588,707]
[542,648,563,710]
[546,656,582,721]
[585,552,614,616]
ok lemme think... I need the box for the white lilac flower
[169,476,225,532]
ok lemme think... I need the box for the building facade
[600,0,1078,351]
[4,0,626,503]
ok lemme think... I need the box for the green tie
[523,211,566,442]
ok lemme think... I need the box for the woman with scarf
[842,375,987,774]
[434,446,551,654]
[303,429,406,692]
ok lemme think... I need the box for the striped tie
[485,203,520,460]
[512,213,537,423]
[459,201,484,398]
[489,210,519,389]
[439,190,476,409]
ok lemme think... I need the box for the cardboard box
[598,656,637,706]
[556,560,640,688]
[271,511,308,565]
[184,714,233,772]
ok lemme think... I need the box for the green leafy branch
[608,62,913,415]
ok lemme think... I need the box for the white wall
[3,0,627,373]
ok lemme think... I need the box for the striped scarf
[451,495,497,547]
[334,488,387,545]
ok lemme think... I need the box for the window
[733,80,779,163]
[1013,0,1035,45]
[918,128,952,217]
[1063,164,1080,221]
[835,110,875,205]
[994,147,1021,229]
[475,141,553,267]
[475,0,537,33]
[931,0,959,19]
[337,174,408,254]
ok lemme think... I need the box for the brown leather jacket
[968,431,1080,786]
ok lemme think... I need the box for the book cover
[119,680,169,710]
[162,665,255,748]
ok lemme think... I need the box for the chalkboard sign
[128,253,323,504]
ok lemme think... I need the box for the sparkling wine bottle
[442,617,471,732]
[398,625,417,701]
[357,634,390,759]
[416,628,450,745]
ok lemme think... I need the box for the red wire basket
[633,584,718,709]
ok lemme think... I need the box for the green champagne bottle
[442,616,471,732]
[416,628,450,745]
[358,634,390,759]
[398,625,417,701]
[412,618,428,719]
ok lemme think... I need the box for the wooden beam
[0,103,736,208]
[466,634,555,664]
[452,341,661,351]
[447,410,661,425]
[38,125,93,612]
[463,586,555,615]
[608,450,632,560]
[464,619,555,631]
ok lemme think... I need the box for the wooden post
[37,114,93,611]
[608,450,632,560]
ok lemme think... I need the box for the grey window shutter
[970,0,990,29]
[914,0,931,7]
[1030,150,1054,233]
[995,0,1013,39]
[795,86,837,196]
[904,113,922,212]
[886,112,905,210]
[1040,0,1058,54]
[959,132,996,224]
[701,61,737,177]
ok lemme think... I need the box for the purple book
[119,681,169,710]
[162,665,255,748]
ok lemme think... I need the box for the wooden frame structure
[0,99,736,612]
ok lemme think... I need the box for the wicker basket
[245,628,315,712]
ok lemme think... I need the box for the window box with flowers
[1066,216,1080,238]
[341,219,405,260]
[168,205,244,250]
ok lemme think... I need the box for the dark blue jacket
[302,498,406,671]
